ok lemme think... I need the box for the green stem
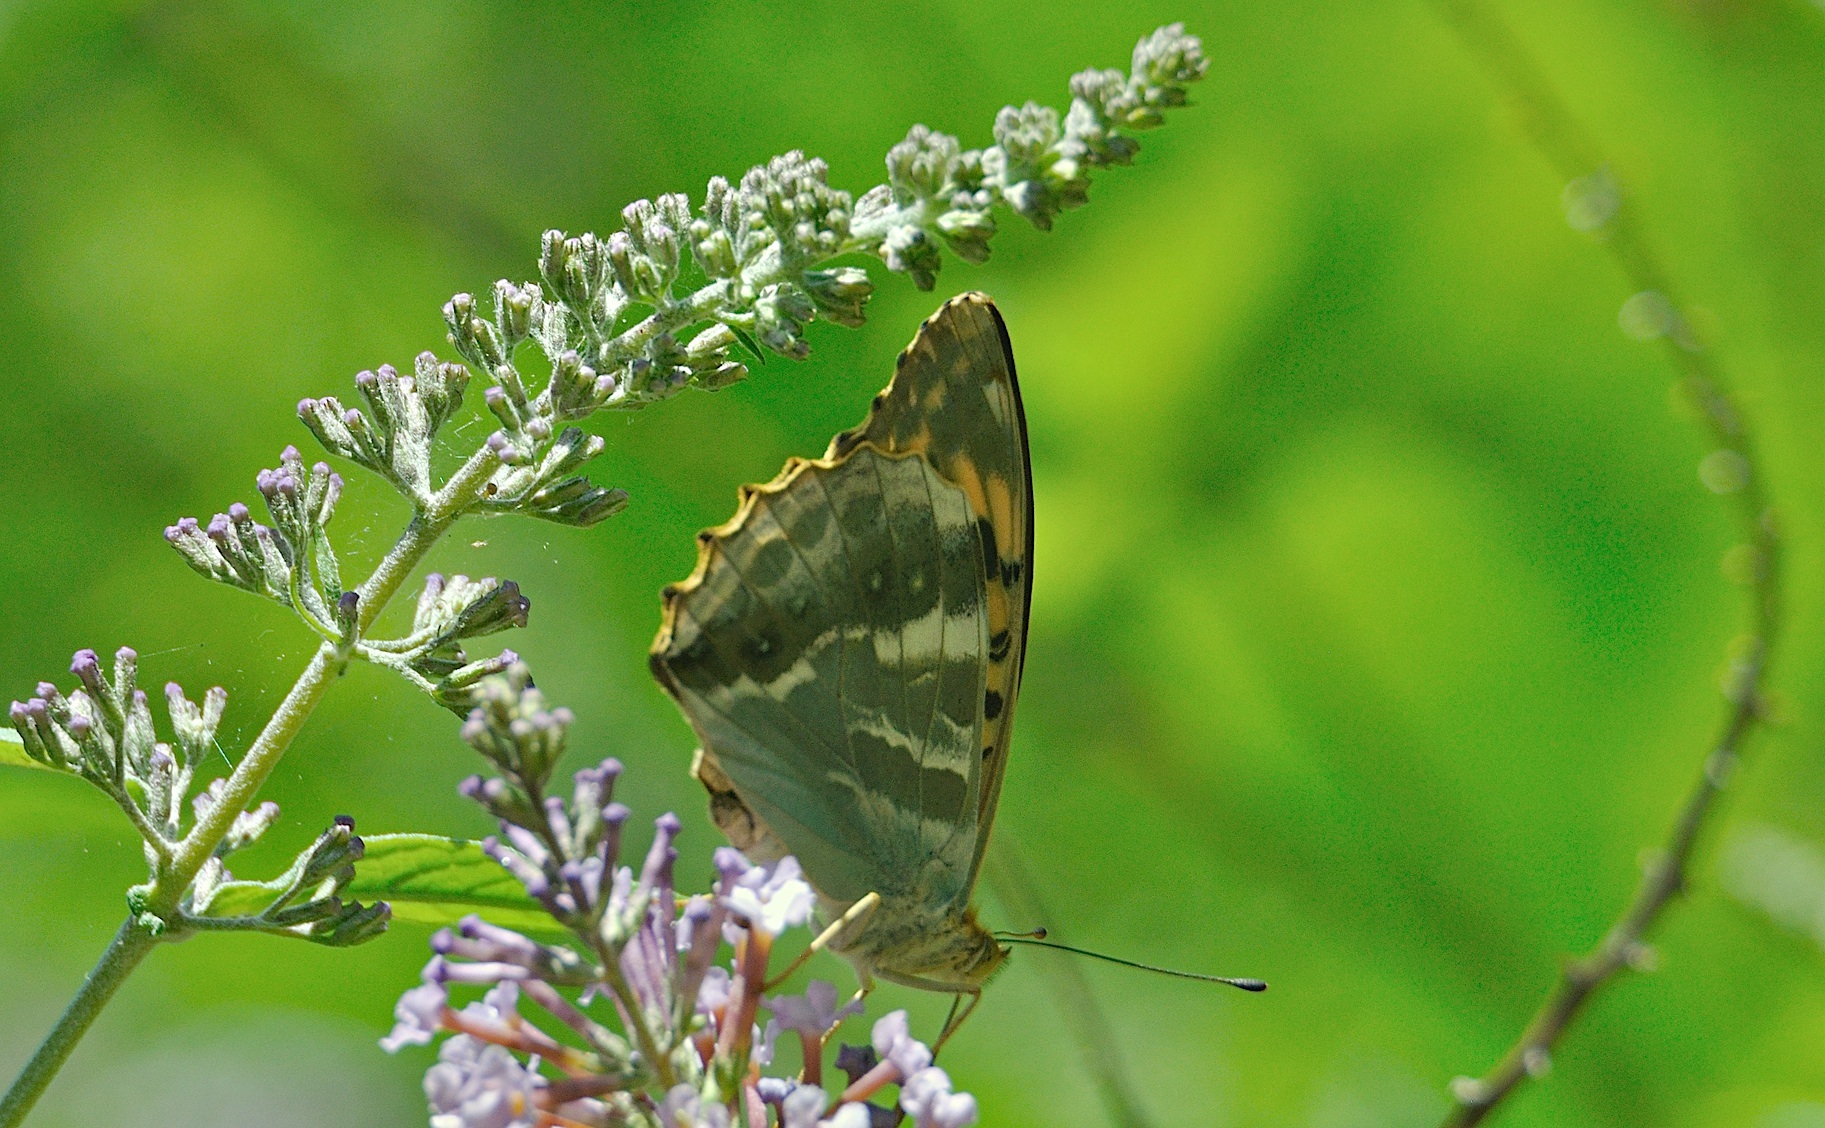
[595,945,678,1090]
[0,919,159,1128]
[4,438,507,1121]
[156,644,341,909]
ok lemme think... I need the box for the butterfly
[649,292,1032,1026]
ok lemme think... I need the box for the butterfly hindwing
[654,448,988,908]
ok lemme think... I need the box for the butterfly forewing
[830,295,1032,875]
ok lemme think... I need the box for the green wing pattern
[653,447,988,908]
[650,292,1031,924]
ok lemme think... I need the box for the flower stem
[0,918,158,1128]
[4,438,509,1120]
[1431,2,1781,1123]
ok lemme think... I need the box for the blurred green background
[2,1,1823,1125]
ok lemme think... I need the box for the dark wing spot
[1001,558,1022,586]
[988,630,1010,662]
[983,690,1003,720]
[976,517,999,581]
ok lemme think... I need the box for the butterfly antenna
[993,932,1267,991]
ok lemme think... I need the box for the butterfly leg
[762,891,881,992]
[828,972,876,1042]
[933,989,982,1056]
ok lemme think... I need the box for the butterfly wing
[650,293,1031,919]
[829,293,1033,888]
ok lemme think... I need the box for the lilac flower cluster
[383,667,979,1127]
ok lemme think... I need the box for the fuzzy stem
[4,430,511,1118]
[593,944,678,1091]
[0,919,158,1128]
[1432,2,1781,1123]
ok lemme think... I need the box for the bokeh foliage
[2,1,1823,1125]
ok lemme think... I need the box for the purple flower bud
[277,475,298,499]
[228,503,250,523]
[337,591,360,620]
[871,1011,932,1079]
[313,461,331,478]
[767,980,865,1040]
[162,525,181,543]
[901,1067,977,1128]
[755,1077,796,1106]
[343,408,362,427]
[355,369,378,389]
[437,960,531,986]
[281,445,301,463]
[377,364,398,381]
[70,649,101,686]
[207,514,232,541]
[379,980,449,1054]
[66,714,91,739]
[714,847,754,889]
[835,1043,878,1086]
[297,398,316,418]
[458,917,543,961]
[34,684,56,702]
[458,775,485,800]
[8,701,28,725]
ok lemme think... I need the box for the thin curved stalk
[985,841,1154,1128]
[1430,2,1782,1123]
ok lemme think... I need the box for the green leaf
[0,728,56,774]
[200,879,287,917]
[349,833,561,937]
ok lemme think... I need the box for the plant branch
[0,919,158,1128]
[1432,2,1781,1123]
[5,430,510,1121]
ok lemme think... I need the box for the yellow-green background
[3,1,1823,1125]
